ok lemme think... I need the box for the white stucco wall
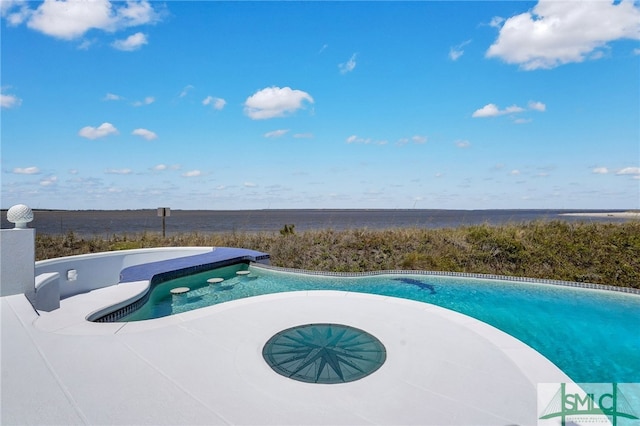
[35,247,214,299]
[0,229,35,297]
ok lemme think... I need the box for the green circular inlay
[262,323,386,384]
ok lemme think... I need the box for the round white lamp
[7,204,34,229]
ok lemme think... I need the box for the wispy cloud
[12,166,40,175]
[264,129,289,138]
[1,92,22,109]
[455,140,471,148]
[103,92,123,101]
[105,168,132,175]
[179,85,194,98]
[78,122,118,139]
[339,53,357,74]
[346,135,387,146]
[616,167,640,176]
[592,167,609,174]
[528,100,546,112]
[397,135,427,146]
[202,96,226,110]
[182,170,202,177]
[293,133,314,139]
[40,176,58,186]
[132,96,155,107]
[449,40,471,61]
[244,86,314,120]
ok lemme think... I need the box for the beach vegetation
[34,220,640,288]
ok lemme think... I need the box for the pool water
[120,264,640,384]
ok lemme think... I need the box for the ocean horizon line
[2,207,636,213]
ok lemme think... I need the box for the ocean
[1,209,634,237]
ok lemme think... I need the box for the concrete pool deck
[1,284,571,425]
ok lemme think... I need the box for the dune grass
[35,220,640,288]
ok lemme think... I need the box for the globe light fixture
[7,204,34,229]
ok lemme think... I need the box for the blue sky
[2,0,639,210]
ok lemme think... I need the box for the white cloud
[152,164,167,171]
[510,169,521,175]
[40,175,58,186]
[112,32,147,51]
[472,103,501,118]
[339,53,357,74]
[1,93,22,108]
[105,168,132,175]
[472,102,544,118]
[132,96,154,106]
[13,166,40,174]
[397,135,427,146]
[78,122,118,139]
[20,0,160,40]
[528,100,546,112]
[264,129,289,138]
[182,170,202,177]
[616,167,640,175]
[412,135,427,144]
[103,92,123,101]
[487,0,640,70]
[115,0,158,27]
[593,167,609,174]
[132,128,157,140]
[244,86,314,120]
[244,182,257,188]
[202,96,226,110]
[455,140,471,148]
[449,40,471,61]
[346,135,387,146]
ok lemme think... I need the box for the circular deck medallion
[170,287,190,294]
[207,278,224,284]
[262,323,386,384]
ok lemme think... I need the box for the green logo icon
[539,383,639,426]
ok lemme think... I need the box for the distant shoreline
[560,211,640,218]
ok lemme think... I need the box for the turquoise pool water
[120,264,640,384]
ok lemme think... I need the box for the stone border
[250,264,640,295]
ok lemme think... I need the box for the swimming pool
[117,263,640,384]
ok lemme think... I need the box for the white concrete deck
[1,286,571,425]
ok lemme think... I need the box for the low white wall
[35,247,213,299]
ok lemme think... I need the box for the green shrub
[34,221,640,288]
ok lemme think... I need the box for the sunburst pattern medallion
[262,323,386,384]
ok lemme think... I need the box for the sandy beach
[560,211,640,218]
